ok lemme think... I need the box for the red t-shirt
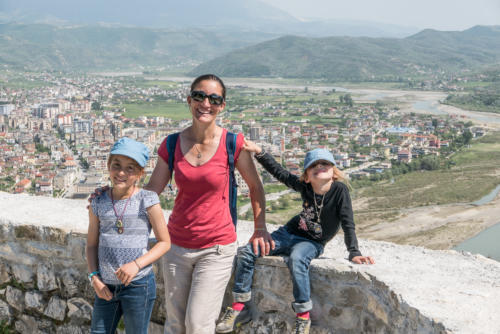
[157,129,244,249]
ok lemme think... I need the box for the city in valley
[1,71,499,253]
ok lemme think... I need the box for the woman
[146,74,274,334]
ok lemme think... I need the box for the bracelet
[254,150,266,158]
[133,259,141,270]
[88,270,100,283]
[255,227,267,231]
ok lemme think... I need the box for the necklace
[110,185,134,234]
[193,144,202,159]
[192,132,216,159]
[313,192,326,223]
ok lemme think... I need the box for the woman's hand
[87,185,110,209]
[92,276,113,301]
[115,262,140,286]
[249,229,275,256]
[242,139,262,154]
[351,256,375,264]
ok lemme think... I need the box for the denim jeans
[233,226,324,313]
[90,273,156,334]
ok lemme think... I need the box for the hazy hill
[0,23,276,70]
[190,26,500,80]
[0,0,417,38]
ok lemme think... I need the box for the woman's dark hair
[190,74,226,100]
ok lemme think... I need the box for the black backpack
[166,131,239,227]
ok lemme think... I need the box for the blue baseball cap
[110,137,149,167]
[303,148,336,171]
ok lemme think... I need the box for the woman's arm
[86,207,112,301]
[236,150,275,256]
[145,155,171,195]
[243,140,303,192]
[114,203,171,285]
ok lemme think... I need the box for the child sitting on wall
[216,141,374,334]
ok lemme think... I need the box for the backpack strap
[166,132,180,175]
[226,131,238,227]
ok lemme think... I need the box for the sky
[261,0,500,31]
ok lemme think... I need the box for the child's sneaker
[294,317,311,334]
[216,307,251,333]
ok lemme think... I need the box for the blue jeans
[90,273,156,334]
[233,226,324,313]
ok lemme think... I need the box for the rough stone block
[37,263,58,291]
[67,297,93,323]
[67,234,86,262]
[25,241,67,258]
[60,268,82,297]
[44,296,67,321]
[56,324,89,334]
[0,299,12,322]
[5,286,24,312]
[15,314,53,334]
[148,321,164,334]
[11,263,34,284]
[0,261,10,285]
[43,226,67,245]
[25,290,45,313]
[14,225,42,241]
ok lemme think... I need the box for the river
[452,185,500,261]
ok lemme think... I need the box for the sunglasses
[190,90,224,106]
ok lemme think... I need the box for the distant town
[0,71,486,205]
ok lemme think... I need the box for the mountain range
[0,23,277,70]
[190,25,500,80]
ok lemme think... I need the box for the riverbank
[356,194,500,250]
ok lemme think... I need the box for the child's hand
[351,256,375,264]
[92,276,113,301]
[243,139,262,154]
[87,185,110,209]
[115,261,140,286]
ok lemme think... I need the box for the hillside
[0,23,276,70]
[190,25,500,80]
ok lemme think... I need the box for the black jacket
[256,152,362,260]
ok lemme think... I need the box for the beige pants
[162,242,237,334]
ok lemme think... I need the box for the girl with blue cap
[217,141,374,334]
[87,137,171,334]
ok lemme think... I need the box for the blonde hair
[300,165,350,188]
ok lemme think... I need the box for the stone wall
[0,223,167,333]
[1,222,447,334]
[1,193,500,334]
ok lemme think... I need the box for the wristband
[88,271,100,283]
[255,227,267,231]
[254,150,266,158]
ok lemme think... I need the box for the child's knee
[237,244,258,259]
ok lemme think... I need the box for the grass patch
[354,131,500,211]
[0,320,13,334]
[263,184,288,193]
[122,101,190,120]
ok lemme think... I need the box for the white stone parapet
[0,191,499,333]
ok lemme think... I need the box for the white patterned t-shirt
[90,189,160,284]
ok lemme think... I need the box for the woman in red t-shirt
[146,74,274,334]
